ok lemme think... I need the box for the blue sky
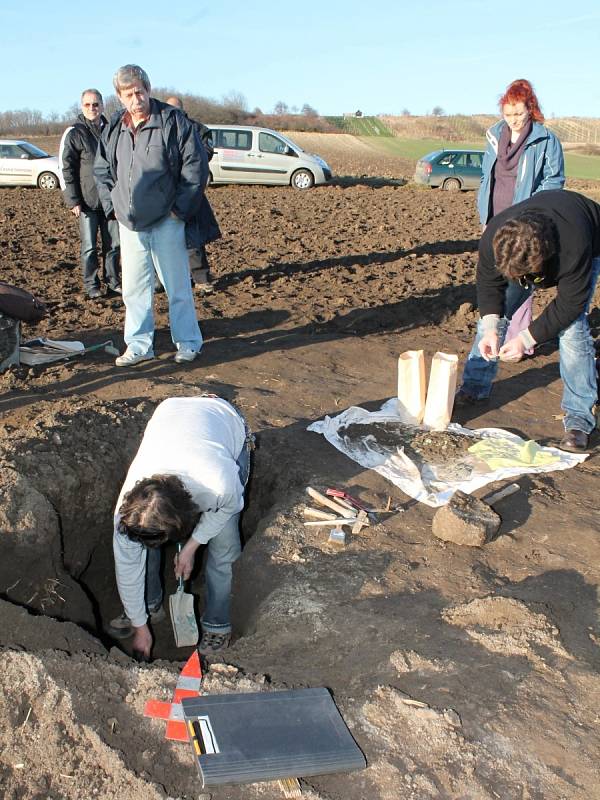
[1,0,599,118]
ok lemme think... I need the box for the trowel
[169,544,199,647]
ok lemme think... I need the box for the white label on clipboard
[198,715,220,754]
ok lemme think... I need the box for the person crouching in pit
[108,396,252,657]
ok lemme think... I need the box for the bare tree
[301,103,318,117]
[273,100,289,115]
[432,106,445,116]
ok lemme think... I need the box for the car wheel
[38,172,59,190]
[442,177,461,191]
[291,169,314,190]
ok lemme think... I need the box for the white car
[0,139,60,190]
[206,125,332,189]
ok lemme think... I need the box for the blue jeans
[79,210,120,292]
[461,279,533,400]
[118,215,202,355]
[461,259,600,433]
[144,441,251,633]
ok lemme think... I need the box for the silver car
[206,125,332,189]
[0,139,60,190]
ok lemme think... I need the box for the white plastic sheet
[307,399,587,508]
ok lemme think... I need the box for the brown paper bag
[423,352,458,430]
[397,350,426,424]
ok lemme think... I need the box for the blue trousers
[79,210,120,292]
[461,258,600,433]
[118,215,202,355]
[145,442,250,633]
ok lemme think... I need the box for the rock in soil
[432,490,500,546]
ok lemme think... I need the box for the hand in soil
[132,624,152,659]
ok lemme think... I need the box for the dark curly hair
[117,474,200,548]
[492,212,558,280]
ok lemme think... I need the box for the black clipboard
[182,687,366,787]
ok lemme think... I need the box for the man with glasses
[456,190,600,453]
[109,396,252,658]
[59,89,121,300]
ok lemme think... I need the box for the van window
[213,130,252,150]
[259,132,288,155]
[0,144,24,158]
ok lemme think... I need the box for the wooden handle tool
[482,483,520,507]
[306,487,352,517]
[303,507,339,521]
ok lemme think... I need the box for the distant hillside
[325,113,600,145]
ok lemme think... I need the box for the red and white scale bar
[144,650,202,741]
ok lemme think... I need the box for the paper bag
[397,350,426,424]
[423,352,458,430]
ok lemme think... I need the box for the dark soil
[340,421,481,464]
[1,132,599,799]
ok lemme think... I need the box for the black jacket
[59,114,107,211]
[94,100,208,231]
[477,190,600,343]
[184,113,221,247]
[186,114,214,162]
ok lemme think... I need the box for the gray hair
[113,64,151,93]
[80,88,103,103]
[166,96,184,109]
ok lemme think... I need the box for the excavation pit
[0,398,274,661]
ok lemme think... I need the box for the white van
[206,125,332,189]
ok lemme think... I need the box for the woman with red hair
[477,79,564,224]
[457,79,565,405]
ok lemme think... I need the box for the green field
[360,136,600,181]
[563,153,600,181]
[326,116,393,136]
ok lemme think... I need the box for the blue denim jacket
[477,120,565,224]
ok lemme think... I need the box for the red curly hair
[499,79,544,123]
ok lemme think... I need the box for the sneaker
[107,612,133,639]
[174,347,199,364]
[87,287,102,300]
[115,348,154,367]
[107,284,122,296]
[107,605,166,639]
[148,604,166,624]
[197,630,230,656]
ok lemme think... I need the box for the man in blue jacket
[94,65,208,366]
[59,89,121,300]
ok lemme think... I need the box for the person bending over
[109,396,252,657]
[457,189,600,453]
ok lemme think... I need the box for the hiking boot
[115,348,154,367]
[107,605,166,639]
[559,429,590,453]
[197,630,230,656]
[454,389,488,408]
